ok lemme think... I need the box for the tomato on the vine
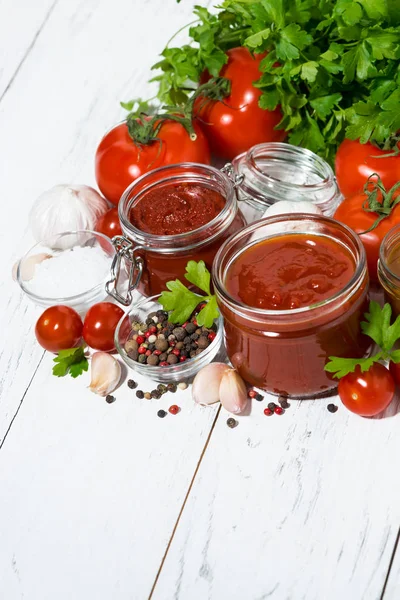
[83,302,124,352]
[35,305,83,353]
[338,363,394,417]
[95,207,122,239]
[334,178,400,282]
[195,47,285,160]
[95,119,210,205]
[335,139,400,199]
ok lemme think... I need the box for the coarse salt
[28,245,112,298]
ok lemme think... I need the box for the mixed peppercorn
[124,309,217,367]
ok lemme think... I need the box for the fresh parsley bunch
[151,0,400,163]
[325,301,400,378]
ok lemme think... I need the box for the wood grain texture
[382,529,400,600]
[153,395,400,600]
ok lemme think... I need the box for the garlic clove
[12,253,52,282]
[89,352,121,396]
[219,369,248,414]
[192,362,231,406]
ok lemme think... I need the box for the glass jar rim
[118,162,236,248]
[238,143,335,192]
[212,213,367,318]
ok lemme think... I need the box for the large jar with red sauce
[213,214,370,398]
[378,224,400,317]
[107,163,245,303]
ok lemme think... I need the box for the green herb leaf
[184,260,211,295]
[196,295,220,327]
[360,300,391,348]
[324,354,382,379]
[52,347,88,378]
[159,280,202,324]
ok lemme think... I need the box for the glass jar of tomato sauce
[378,224,400,317]
[213,214,370,398]
[229,143,342,223]
[106,163,246,304]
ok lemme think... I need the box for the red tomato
[334,186,400,282]
[95,207,122,239]
[389,361,400,385]
[95,120,211,205]
[35,305,83,353]
[195,47,285,160]
[83,302,124,352]
[335,139,400,198]
[338,363,394,416]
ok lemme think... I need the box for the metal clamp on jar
[106,162,246,305]
[226,142,342,223]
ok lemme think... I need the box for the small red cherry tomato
[83,302,124,352]
[35,305,83,353]
[338,363,395,416]
[389,361,400,385]
[95,207,122,239]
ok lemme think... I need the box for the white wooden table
[1,2,399,599]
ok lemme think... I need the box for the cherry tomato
[335,139,400,199]
[83,302,124,351]
[334,186,400,282]
[389,361,400,385]
[195,47,285,160]
[338,363,395,416]
[95,120,210,205]
[35,305,83,353]
[95,207,122,239]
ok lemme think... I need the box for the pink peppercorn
[264,408,273,416]
[138,346,146,355]
[159,361,169,367]
[180,356,187,362]
[274,406,284,415]
[136,335,145,345]
[153,350,162,356]
[148,325,157,334]
[172,349,180,356]
[248,390,257,399]
[145,349,152,357]
[208,331,216,342]
[169,405,180,415]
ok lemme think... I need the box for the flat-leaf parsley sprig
[159,260,220,328]
[325,301,400,378]
[52,346,89,378]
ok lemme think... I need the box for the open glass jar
[378,224,400,317]
[107,163,246,305]
[213,214,370,398]
[230,143,342,223]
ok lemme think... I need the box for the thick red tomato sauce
[226,234,355,310]
[129,182,225,235]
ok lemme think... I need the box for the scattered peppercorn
[255,393,264,402]
[169,405,180,415]
[227,417,237,428]
[106,395,116,404]
[167,383,177,393]
[248,390,257,398]
[274,406,284,415]
[157,410,167,418]
[127,379,137,389]
[178,382,188,390]
[279,398,290,409]
[327,403,338,413]
[268,402,277,411]
[144,392,152,400]
[157,384,168,394]
[136,390,144,399]
[151,390,162,399]
[263,408,273,416]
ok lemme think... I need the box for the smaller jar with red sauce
[378,224,400,317]
[109,163,245,302]
[213,214,371,398]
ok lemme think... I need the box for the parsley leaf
[159,260,220,328]
[52,347,88,378]
[324,354,382,379]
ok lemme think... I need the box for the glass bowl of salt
[16,230,115,315]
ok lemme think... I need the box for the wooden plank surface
[153,397,400,600]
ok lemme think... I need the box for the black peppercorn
[268,402,277,411]
[185,322,196,335]
[227,417,237,428]
[279,398,290,409]
[151,390,162,399]
[106,395,116,404]
[127,379,137,389]
[167,383,177,393]
[327,403,338,413]
[136,390,144,399]
[157,410,167,418]
[255,393,264,402]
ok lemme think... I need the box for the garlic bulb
[30,184,109,249]
[192,362,231,405]
[262,200,322,218]
[89,352,121,396]
[12,253,52,282]
[219,369,248,414]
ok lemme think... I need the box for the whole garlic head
[29,184,109,249]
